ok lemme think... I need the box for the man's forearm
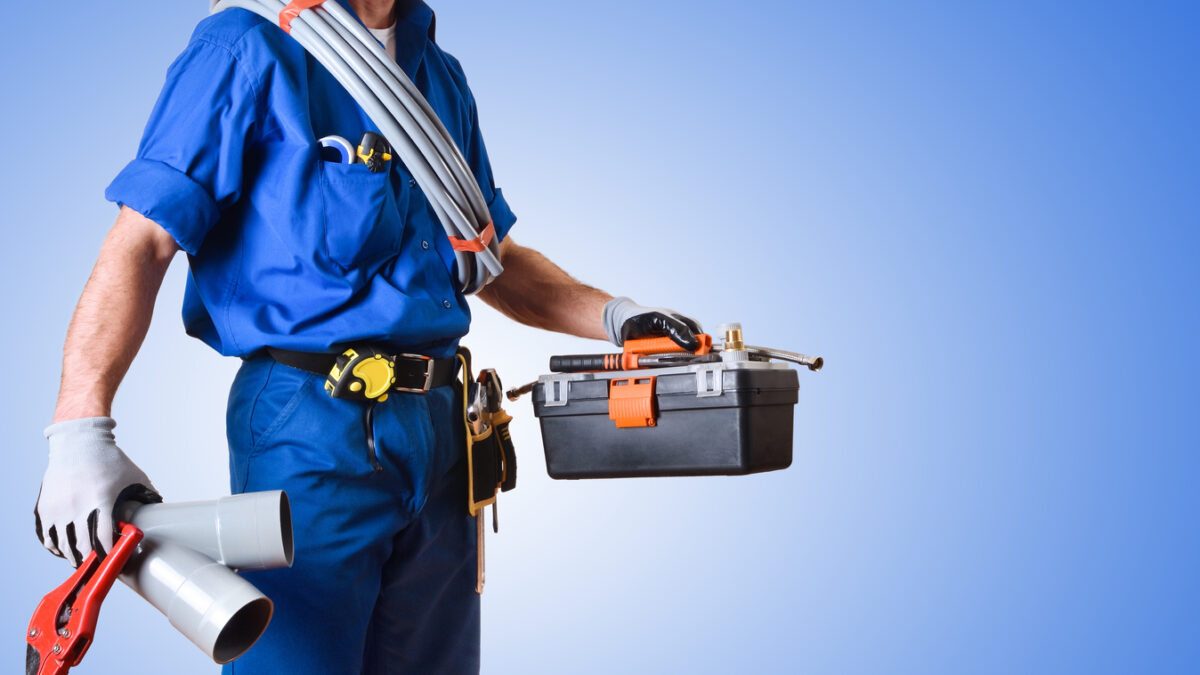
[476,237,611,340]
[53,207,179,422]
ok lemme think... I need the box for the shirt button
[442,299,452,309]
[421,240,430,250]
[409,178,417,187]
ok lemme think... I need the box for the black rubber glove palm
[602,297,703,351]
[620,311,703,351]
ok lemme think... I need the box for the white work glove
[602,296,704,350]
[35,417,161,566]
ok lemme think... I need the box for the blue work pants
[222,356,479,674]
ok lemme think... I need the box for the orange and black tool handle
[549,334,712,373]
[549,352,639,373]
[26,522,144,675]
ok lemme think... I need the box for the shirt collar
[334,0,435,78]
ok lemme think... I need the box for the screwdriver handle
[548,353,640,373]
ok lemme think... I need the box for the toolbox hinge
[609,377,657,428]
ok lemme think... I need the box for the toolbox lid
[533,361,799,411]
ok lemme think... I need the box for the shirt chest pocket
[319,161,408,269]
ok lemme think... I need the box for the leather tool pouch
[468,425,503,513]
[457,348,517,517]
[457,347,518,595]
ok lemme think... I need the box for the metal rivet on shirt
[443,300,452,309]
[421,240,430,250]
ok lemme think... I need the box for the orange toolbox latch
[608,376,657,428]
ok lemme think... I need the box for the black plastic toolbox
[532,362,800,479]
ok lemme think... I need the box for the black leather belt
[267,346,458,398]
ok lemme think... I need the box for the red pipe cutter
[26,522,143,675]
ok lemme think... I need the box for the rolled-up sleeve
[105,37,261,254]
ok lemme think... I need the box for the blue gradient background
[2,1,1196,673]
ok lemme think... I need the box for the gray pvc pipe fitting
[115,491,294,663]
[119,491,294,570]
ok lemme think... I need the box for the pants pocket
[228,359,315,493]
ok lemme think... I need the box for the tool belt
[267,346,458,400]
[267,344,515,594]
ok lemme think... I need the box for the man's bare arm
[53,206,180,422]
[475,237,611,340]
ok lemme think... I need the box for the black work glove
[602,297,703,351]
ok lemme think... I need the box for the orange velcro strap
[608,377,657,428]
[449,222,495,253]
[279,0,325,33]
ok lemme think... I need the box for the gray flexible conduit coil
[212,0,503,294]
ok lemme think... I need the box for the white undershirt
[366,23,398,61]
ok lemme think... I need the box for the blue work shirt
[105,0,516,359]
